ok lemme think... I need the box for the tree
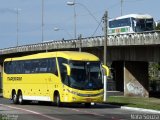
[155,22,160,30]
[149,62,160,81]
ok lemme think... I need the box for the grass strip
[107,96,160,110]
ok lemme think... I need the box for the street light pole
[67,1,100,38]
[73,0,77,39]
[67,1,77,39]
[16,8,21,47]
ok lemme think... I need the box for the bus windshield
[68,61,103,90]
[133,18,154,32]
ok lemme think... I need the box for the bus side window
[24,61,31,74]
[48,58,58,76]
[15,61,23,74]
[31,60,39,73]
[39,59,48,73]
[10,62,16,74]
[4,62,12,74]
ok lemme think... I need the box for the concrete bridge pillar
[111,61,124,92]
[124,61,149,97]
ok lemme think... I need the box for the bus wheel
[18,91,24,105]
[54,93,61,107]
[12,91,18,104]
[85,103,91,108]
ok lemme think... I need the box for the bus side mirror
[62,63,71,76]
[102,65,110,76]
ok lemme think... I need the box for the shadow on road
[0,97,125,109]
[25,101,122,109]
[0,94,2,98]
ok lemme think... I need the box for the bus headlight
[72,97,76,101]
[67,89,78,95]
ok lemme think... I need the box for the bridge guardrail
[0,31,160,55]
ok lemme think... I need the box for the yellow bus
[3,51,109,107]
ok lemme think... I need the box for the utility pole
[78,34,82,52]
[103,11,108,66]
[103,11,108,102]
[121,0,123,16]
[42,0,44,43]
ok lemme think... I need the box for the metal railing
[0,30,160,55]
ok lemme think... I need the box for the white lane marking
[71,108,80,112]
[64,108,105,117]
[0,104,62,120]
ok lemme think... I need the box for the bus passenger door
[47,58,60,101]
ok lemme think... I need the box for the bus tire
[54,93,61,107]
[85,103,91,108]
[17,91,24,105]
[12,91,18,104]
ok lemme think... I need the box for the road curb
[121,106,160,113]
[104,103,160,113]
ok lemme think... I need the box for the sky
[0,0,159,49]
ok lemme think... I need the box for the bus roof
[109,14,153,21]
[4,51,100,62]
[56,51,99,61]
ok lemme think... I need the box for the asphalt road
[0,97,156,120]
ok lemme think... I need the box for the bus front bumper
[62,94,104,103]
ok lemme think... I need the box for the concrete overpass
[0,30,160,97]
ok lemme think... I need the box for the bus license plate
[86,98,91,102]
